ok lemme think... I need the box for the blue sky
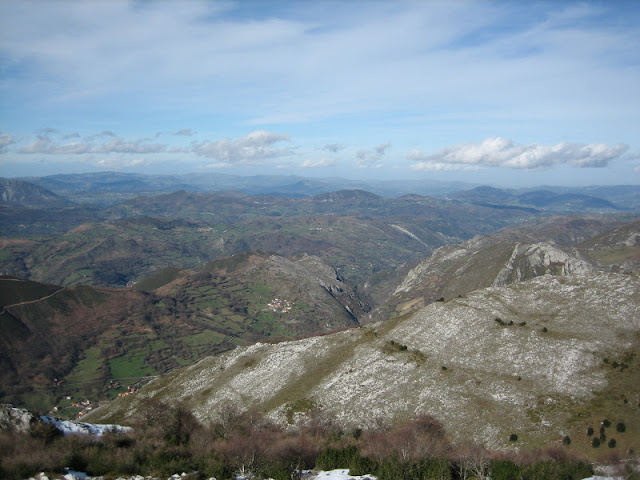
[1,0,639,186]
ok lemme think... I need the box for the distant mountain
[517,190,620,210]
[448,186,624,213]
[528,184,640,210]
[312,189,382,202]
[0,178,72,208]
[19,171,475,204]
[86,270,640,456]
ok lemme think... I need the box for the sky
[1,0,639,187]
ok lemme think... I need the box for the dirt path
[0,286,65,314]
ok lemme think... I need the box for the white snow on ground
[582,477,624,480]
[40,415,131,436]
[309,470,377,480]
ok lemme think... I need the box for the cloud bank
[19,132,166,155]
[408,137,629,171]
[12,129,294,168]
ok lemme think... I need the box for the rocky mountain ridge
[86,271,640,453]
[367,219,640,321]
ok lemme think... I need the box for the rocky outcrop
[491,242,593,286]
[0,403,35,432]
[386,239,595,320]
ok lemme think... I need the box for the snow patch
[40,415,131,436]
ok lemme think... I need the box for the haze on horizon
[0,0,639,188]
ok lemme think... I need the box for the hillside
[86,271,640,456]
[0,253,363,414]
[372,238,593,321]
[138,251,366,336]
[578,219,640,273]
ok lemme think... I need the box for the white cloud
[322,143,345,153]
[174,129,195,136]
[408,137,629,170]
[410,162,480,172]
[94,138,165,154]
[356,142,390,168]
[300,158,336,168]
[0,133,14,153]
[192,130,291,164]
[20,136,92,154]
[96,157,151,169]
[168,146,191,153]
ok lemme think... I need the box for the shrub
[412,458,452,480]
[586,427,594,436]
[316,445,360,471]
[30,420,63,444]
[377,457,409,480]
[592,438,601,448]
[509,434,518,442]
[603,419,611,428]
[608,439,617,448]
[491,459,521,480]
[521,461,592,480]
[562,435,571,445]
[348,454,377,477]
[558,461,593,480]
[616,422,626,433]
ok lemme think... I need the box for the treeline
[0,400,618,480]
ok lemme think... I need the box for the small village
[267,298,294,313]
[49,384,138,419]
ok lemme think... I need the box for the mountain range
[1,173,639,459]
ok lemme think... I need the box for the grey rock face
[0,403,36,432]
